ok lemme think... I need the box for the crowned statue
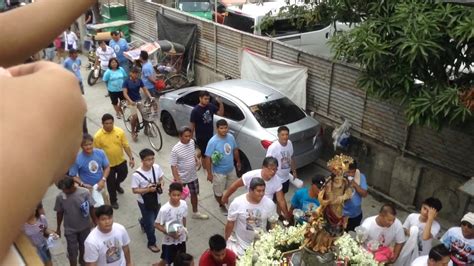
[304,154,353,254]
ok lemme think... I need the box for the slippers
[148,245,160,253]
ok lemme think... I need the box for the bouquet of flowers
[334,233,378,265]
[238,224,306,265]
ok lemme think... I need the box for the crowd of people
[1,1,472,266]
[22,88,474,266]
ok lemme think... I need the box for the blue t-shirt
[122,78,144,102]
[343,173,367,218]
[141,61,155,90]
[63,57,82,81]
[290,187,320,213]
[205,133,237,174]
[69,149,110,186]
[103,67,127,92]
[190,104,218,141]
[109,38,129,63]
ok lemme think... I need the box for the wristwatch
[102,177,107,181]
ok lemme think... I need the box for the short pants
[109,91,125,105]
[212,171,237,197]
[185,179,199,194]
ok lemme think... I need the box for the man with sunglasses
[441,212,474,265]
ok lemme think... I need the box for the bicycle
[121,99,163,152]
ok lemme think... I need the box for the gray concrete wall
[316,122,471,224]
[194,63,226,86]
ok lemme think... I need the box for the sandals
[148,245,160,253]
[132,132,138,141]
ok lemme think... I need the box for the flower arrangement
[334,233,378,265]
[238,224,306,265]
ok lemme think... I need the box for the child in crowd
[155,183,188,266]
[403,197,442,256]
[23,202,58,266]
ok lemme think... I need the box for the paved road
[42,59,411,265]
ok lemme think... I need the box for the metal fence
[125,0,474,178]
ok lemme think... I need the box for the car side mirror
[176,98,184,104]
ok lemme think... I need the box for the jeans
[138,201,159,246]
[65,228,90,265]
[107,160,128,204]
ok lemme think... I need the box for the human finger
[7,61,60,77]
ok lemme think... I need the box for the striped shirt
[170,139,197,183]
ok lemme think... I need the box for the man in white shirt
[225,177,277,257]
[84,205,132,266]
[222,157,289,219]
[95,41,116,70]
[266,126,297,217]
[170,126,209,220]
[64,27,78,51]
[403,197,442,256]
[361,203,406,264]
[411,244,452,266]
[131,148,165,253]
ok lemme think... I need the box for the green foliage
[260,0,473,129]
[259,0,369,35]
[329,0,473,129]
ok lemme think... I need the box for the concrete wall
[317,122,471,224]
[194,63,226,86]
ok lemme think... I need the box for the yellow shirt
[94,126,130,167]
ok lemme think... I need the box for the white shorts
[212,171,237,197]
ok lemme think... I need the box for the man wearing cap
[441,212,474,265]
[289,174,325,223]
[109,31,130,73]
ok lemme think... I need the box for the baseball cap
[311,175,326,189]
[461,212,474,225]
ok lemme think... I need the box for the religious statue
[304,154,353,253]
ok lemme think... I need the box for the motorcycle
[86,46,103,86]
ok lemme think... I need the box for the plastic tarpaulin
[240,48,307,108]
[156,12,197,79]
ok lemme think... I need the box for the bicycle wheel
[147,121,163,152]
[122,105,133,133]
[165,74,189,89]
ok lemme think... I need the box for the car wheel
[236,151,251,177]
[161,111,178,136]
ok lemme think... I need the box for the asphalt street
[41,58,412,265]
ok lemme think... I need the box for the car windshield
[249,98,306,128]
[179,2,211,12]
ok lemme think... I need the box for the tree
[261,0,473,129]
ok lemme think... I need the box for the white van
[224,1,306,36]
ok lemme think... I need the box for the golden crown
[327,154,354,176]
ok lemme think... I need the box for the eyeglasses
[461,221,473,229]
